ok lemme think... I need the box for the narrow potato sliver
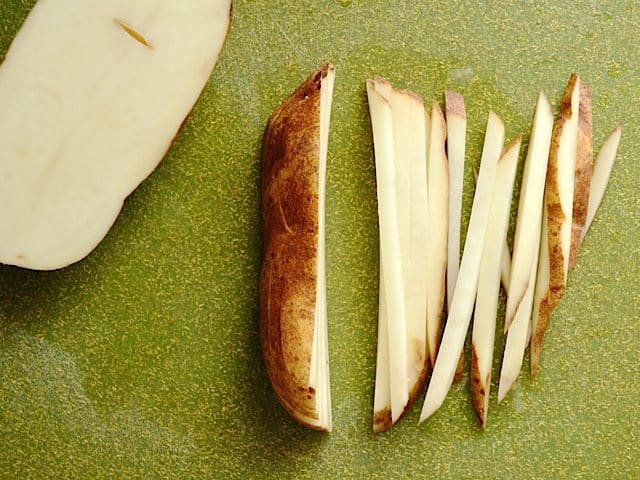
[425,102,449,368]
[583,125,622,236]
[504,93,554,331]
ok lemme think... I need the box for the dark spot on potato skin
[470,344,488,428]
[260,64,332,428]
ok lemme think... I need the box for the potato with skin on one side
[260,64,335,431]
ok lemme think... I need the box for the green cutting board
[1,1,638,478]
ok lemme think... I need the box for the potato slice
[530,75,580,376]
[568,80,593,268]
[426,102,450,368]
[498,227,541,401]
[504,93,554,330]
[368,78,429,432]
[445,92,466,385]
[445,91,467,313]
[501,245,512,294]
[471,137,520,426]
[473,166,512,295]
[583,125,622,236]
[528,205,551,378]
[420,112,504,423]
[0,0,232,269]
[366,81,409,425]
[261,64,335,431]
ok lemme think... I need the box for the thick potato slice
[368,78,429,432]
[260,64,335,431]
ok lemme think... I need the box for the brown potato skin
[260,65,330,430]
[470,344,488,428]
[569,79,593,269]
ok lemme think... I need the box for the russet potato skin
[569,80,593,269]
[260,65,330,430]
[470,344,488,428]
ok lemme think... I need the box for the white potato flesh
[426,102,449,367]
[471,137,520,421]
[473,166,512,294]
[420,111,504,423]
[385,87,429,398]
[498,243,540,402]
[528,204,550,378]
[504,93,554,328]
[308,67,335,431]
[373,264,391,421]
[445,92,466,313]
[583,125,622,235]
[367,83,409,423]
[0,0,232,269]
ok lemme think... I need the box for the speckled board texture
[0,1,638,478]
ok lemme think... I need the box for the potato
[531,74,580,376]
[568,80,593,269]
[0,0,232,270]
[260,64,335,431]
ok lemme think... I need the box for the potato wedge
[260,64,335,431]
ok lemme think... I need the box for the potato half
[0,0,232,270]
[260,64,335,431]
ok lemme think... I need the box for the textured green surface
[1,0,639,478]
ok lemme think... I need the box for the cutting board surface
[0,1,638,478]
